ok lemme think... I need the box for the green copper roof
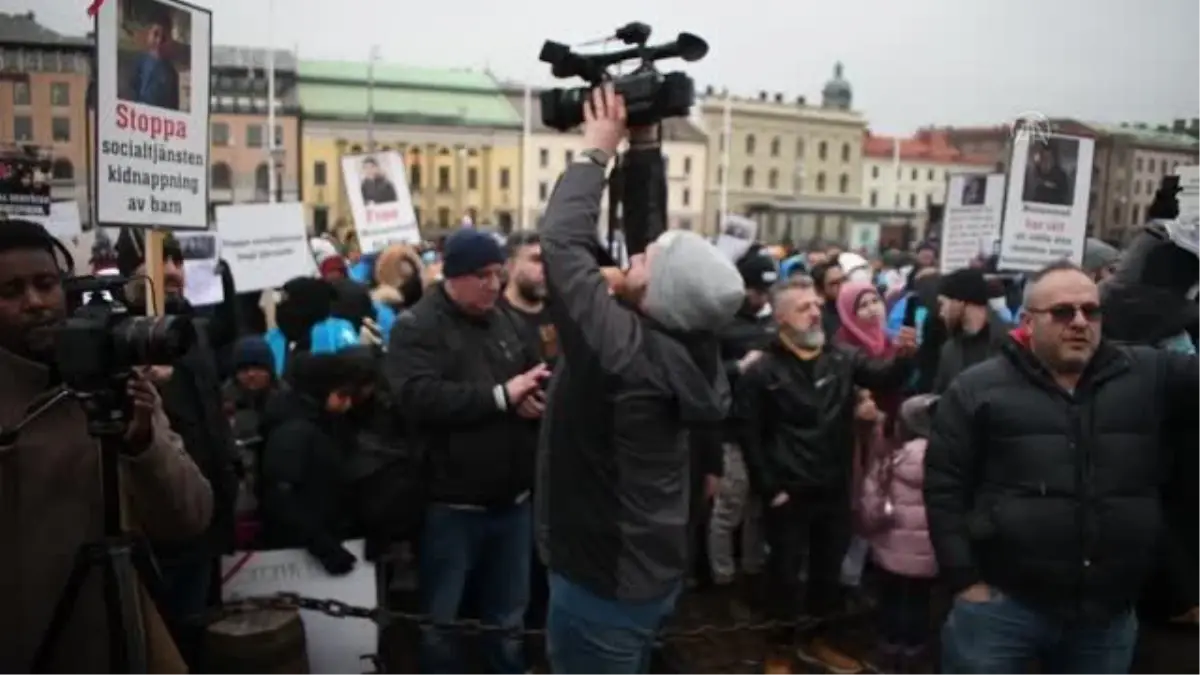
[1086,122,1199,151]
[298,59,499,90]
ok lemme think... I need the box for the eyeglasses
[1027,303,1102,324]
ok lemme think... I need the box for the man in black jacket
[735,275,915,673]
[932,267,1011,393]
[925,261,1198,674]
[537,85,745,674]
[387,227,548,674]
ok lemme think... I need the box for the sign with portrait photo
[94,0,212,229]
[939,172,1006,272]
[341,151,420,253]
[998,133,1095,272]
[0,151,52,217]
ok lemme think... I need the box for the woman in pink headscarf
[833,280,901,433]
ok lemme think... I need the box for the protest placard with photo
[341,151,420,253]
[998,134,1095,272]
[175,231,223,306]
[715,214,758,262]
[0,151,52,217]
[95,0,211,228]
[939,172,1006,272]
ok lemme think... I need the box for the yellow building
[297,60,524,239]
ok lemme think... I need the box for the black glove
[316,545,356,576]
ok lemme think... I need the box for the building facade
[0,12,92,225]
[298,60,523,240]
[208,46,302,216]
[696,63,870,244]
[509,89,708,232]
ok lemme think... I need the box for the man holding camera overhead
[0,220,213,672]
[536,84,745,674]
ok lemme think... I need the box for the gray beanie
[643,230,745,333]
[1082,237,1119,274]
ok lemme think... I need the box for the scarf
[835,280,890,358]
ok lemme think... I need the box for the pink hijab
[835,280,889,357]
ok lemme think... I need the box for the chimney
[795,96,806,106]
[1173,119,1186,133]
[774,92,783,103]
[705,85,714,96]
[758,91,767,101]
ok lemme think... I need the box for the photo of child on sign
[116,0,194,113]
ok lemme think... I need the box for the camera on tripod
[57,274,196,435]
[538,22,708,131]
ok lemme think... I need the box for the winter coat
[859,435,937,579]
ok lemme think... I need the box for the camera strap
[0,385,71,453]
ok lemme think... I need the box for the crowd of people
[0,86,1196,675]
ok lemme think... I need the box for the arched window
[816,172,826,192]
[841,142,851,162]
[768,169,779,189]
[410,165,422,190]
[838,173,849,194]
[818,141,828,160]
[743,167,754,188]
[255,162,270,195]
[211,162,231,189]
[770,137,780,157]
[745,134,756,155]
[51,158,74,180]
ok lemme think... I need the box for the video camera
[538,22,708,131]
[57,275,196,434]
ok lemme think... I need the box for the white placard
[95,0,211,228]
[176,231,223,306]
[998,134,1095,272]
[715,214,758,262]
[1176,165,1199,227]
[27,200,84,241]
[849,221,881,256]
[216,203,316,292]
[220,540,377,674]
[341,151,420,253]
[939,173,1006,272]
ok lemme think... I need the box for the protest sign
[341,151,420,253]
[1175,165,1198,227]
[221,540,377,674]
[94,0,211,228]
[176,231,223,306]
[939,172,1005,272]
[26,200,84,242]
[0,151,52,217]
[998,134,1094,272]
[715,214,758,262]
[216,202,315,292]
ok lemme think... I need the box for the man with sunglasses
[926,260,1199,674]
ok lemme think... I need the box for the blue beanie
[234,336,275,372]
[442,228,505,278]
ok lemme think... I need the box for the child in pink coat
[858,394,940,669]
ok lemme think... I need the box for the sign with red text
[94,0,211,229]
[341,151,420,252]
[998,133,1094,272]
[940,172,1005,272]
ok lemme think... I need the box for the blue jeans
[419,501,531,674]
[941,590,1138,674]
[546,573,681,674]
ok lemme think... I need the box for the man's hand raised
[505,363,550,406]
[581,83,627,157]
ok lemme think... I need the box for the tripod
[30,412,174,674]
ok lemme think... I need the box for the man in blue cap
[387,227,550,674]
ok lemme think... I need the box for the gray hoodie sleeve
[540,162,646,377]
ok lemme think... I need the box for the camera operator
[0,220,213,672]
[536,85,745,674]
[114,229,239,666]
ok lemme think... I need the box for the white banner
[341,151,420,253]
[715,214,758,262]
[849,221,881,256]
[175,231,223,306]
[95,0,211,229]
[216,202,316,293]
[220,540,377,674]
[939,172,1006,272]
[998,134,1095,272]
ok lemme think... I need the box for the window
[745,134,756,155]
[254,163,270,195]
[51,159,73,180]
[313,206,330,235]
[841,142,850,162]
[911,168,918,181]
[1147,179,1154,194]
[871,166,879,179]
[796,139,805,158]
[499,167,511,190]
[211,162,232,189]
[1135,158,1143,172]
[564,150,574,165]
[13,81,30,105]
[538,181,549,202]
[409,165,422,190]
[683,157,692,175]
[50,82,69,106]
[682,188,691,207]
[870,190,878,207]
[816,172,826,192]
[51,117,69,142]
[13,116,32,141]
[743,167,754,188]
[908,193,917,208]
[1133,180,1140,195]
[817,141,827,161]
[350,144,363,154]
[438,207,450,227]
[838,173,849,194]
[273,124,284,148]
[717,168,723,185]
[467,167,478,190]
[770,137,780,157]
[768,169,779,189]
[1112,204,1122,225]
[246,125,264,148]
[438,166,450,192]
[1148,159,1156,173]
[539,148,549,168]
[211,122,229,146]
[926,193,934,206]
[498,211,514,234]
[1132,205,1141,224]
[313,161,327,186]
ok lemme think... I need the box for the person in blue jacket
[265,277,359,376]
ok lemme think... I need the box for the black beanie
[939,268,990,306]
[442,228,504,278]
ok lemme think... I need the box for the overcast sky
[20,0,1200,134]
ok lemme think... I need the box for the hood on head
[375,244,423,288]
[899,393,939,438]
[643,230,745,333]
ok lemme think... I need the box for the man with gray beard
[735,275,916,673]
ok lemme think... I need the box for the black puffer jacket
[718,305,775,442]
[925,334,1198,621]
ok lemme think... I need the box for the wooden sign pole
[143,229,166,317]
